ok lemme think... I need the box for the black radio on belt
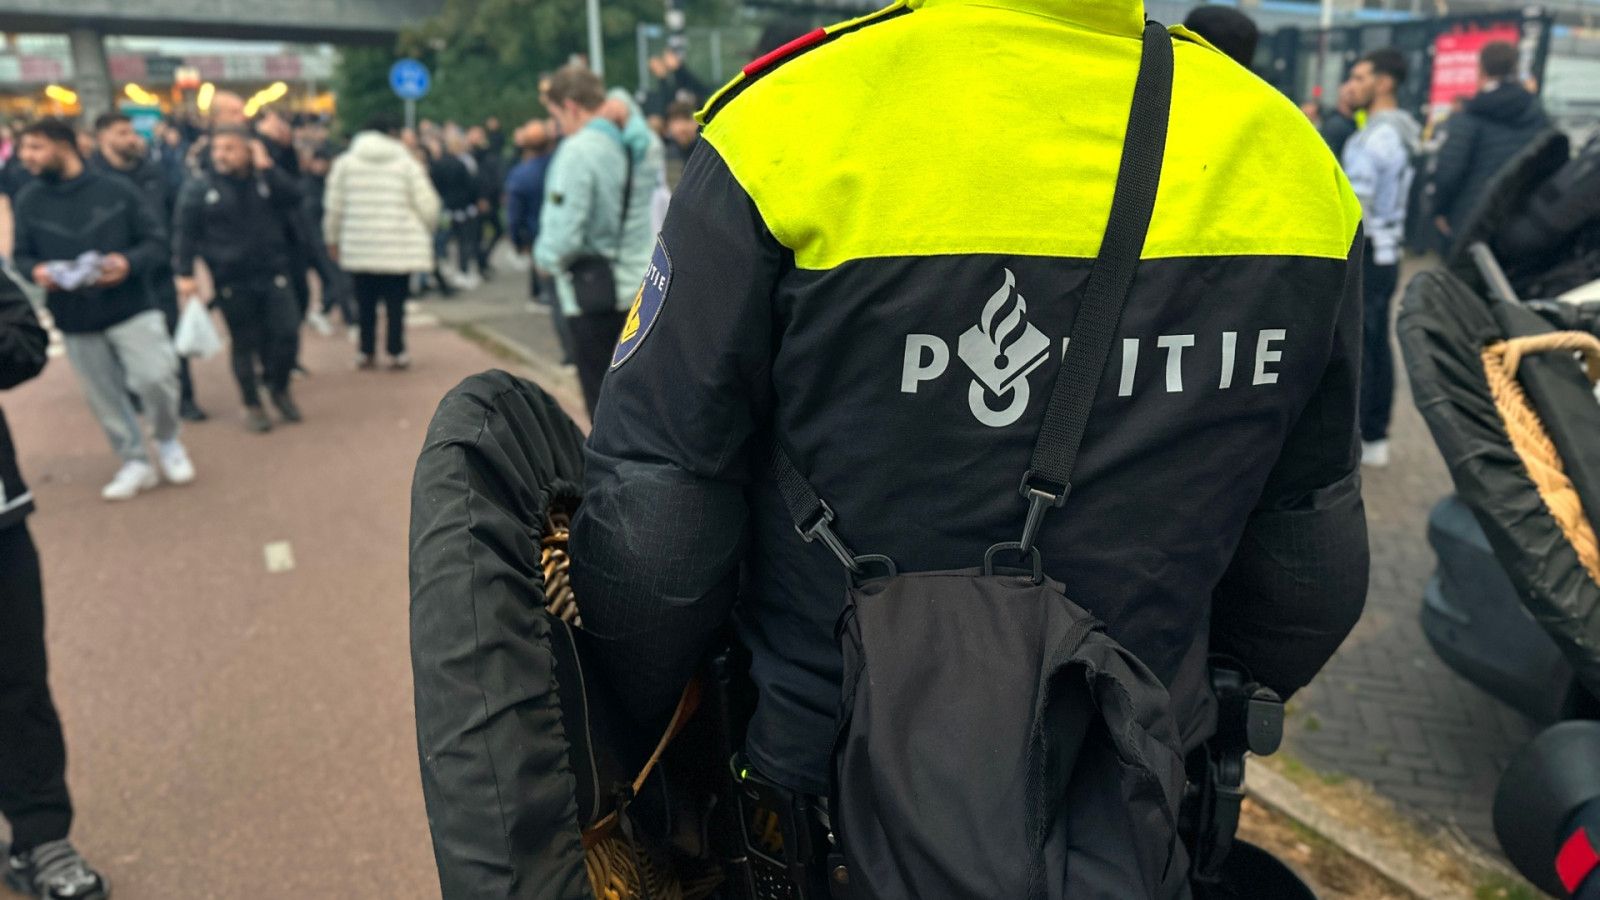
[729,757,839,900]
[705,644,847,900]
[1181,660,1286,885]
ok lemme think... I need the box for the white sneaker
[158,440,196,485]
[307,309,335,337]
[101,461,159,501]
[1361,440,1391,468]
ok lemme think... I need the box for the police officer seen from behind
[173,127,305,434]
[571,0,1368,891]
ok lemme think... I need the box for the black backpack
[770,22,1189,900]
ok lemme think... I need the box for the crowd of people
[0,47,733,895]
[0,51,728,501]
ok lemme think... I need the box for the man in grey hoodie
[1342,48,1421,469]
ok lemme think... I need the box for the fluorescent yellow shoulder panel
[703,3,1360,270]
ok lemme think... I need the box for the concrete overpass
[0,0,445,121]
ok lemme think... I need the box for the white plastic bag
[173,297,223,360]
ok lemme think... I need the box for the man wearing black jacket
[0,271,111,900]
[174,127,304,433]
[14,118,196,502]
[89,111,208,422]
[1430,41,1550,239]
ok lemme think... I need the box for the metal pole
[68,28,113,125]
[1316,0,1334,105]
[405,97,416,132]
[665,2,687,56]
[637,23,649,95]
[587,0,605,77]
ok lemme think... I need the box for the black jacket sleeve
[263,167,304,210]
[11,186,41,283]
[120,180,168,279]
[569,143,784,732]
[170,178,205,278]
[1430,115,1478,223]
[0,271,46,390]
[1209,232,1369,700]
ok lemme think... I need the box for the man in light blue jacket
[535,65,663,414]
[1341,48,1420,469]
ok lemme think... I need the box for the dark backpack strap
[770,443,862,572]
[1016,20,1173,554]
[615,146,636,263]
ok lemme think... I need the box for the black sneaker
[245,406,274,434]
[270,389,303,424]
[5,840,110,900]
[179,397,209,422]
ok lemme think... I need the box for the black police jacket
[571,0,1371,797]
[0,269,47,532]
[172,167,303,286]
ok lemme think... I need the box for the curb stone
[1248,761,1538,899]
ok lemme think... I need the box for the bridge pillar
[68,27,112,126]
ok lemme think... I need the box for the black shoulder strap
[1016,20,1173,553]
[615,148,635,263]
[774,21,1174,570]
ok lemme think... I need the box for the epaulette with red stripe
[697,1,912,125]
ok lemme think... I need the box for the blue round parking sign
[389,59,431,101]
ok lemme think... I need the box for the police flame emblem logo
[957,269,1051,427]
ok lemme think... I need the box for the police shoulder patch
[612,237,672,369]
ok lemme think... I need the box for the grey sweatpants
[62,309,181,465]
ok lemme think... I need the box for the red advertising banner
[1430,23,1521,110]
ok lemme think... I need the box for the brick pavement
[1284,266,1536,855]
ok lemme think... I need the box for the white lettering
[1253,329,1286,386]
[1220,332,1237,389]
[969,379,1030,427]
[901,335,949,393]
[1157,334,1194,393]
[1062,336,1071,358]
[1119,338,1139,397]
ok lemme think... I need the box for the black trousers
[568,310,627,416]
[216,277,300,408]
[353,273,409,359]
[479,204,504,269]
[449,213,481,277]
[309,237,353,323]
[1360,254,1399,443]
[531,268,574,366]
[0,524,72,856]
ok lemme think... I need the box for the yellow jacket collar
[907,0,1144,35]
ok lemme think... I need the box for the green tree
[333,0,729,133]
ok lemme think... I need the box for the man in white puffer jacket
[324,113,442,370]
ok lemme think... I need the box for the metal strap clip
[797,501,862,574]
[1017,470,1070,555]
